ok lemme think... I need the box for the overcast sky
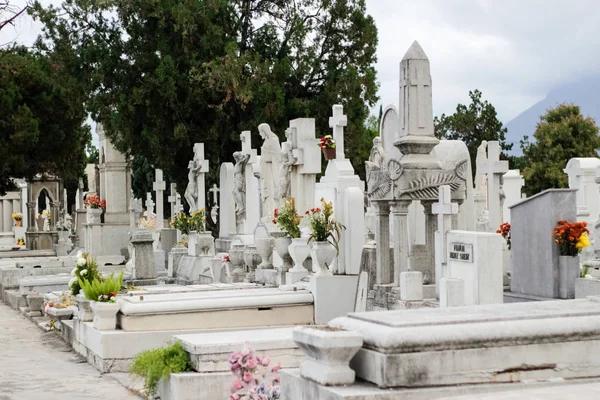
[2,0,600,124]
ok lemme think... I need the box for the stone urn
[256,237,275,269]
[26,292,44,313]
[293,326,363,386]
[559,255,579,299]
[244,245,261,282]
[310,241,336,276]
[75,290,93,322]
[275,236,293,272]
[90,300,120,330]
[229,243,246,279]
[289,237,310,272]
[86,207,103,224]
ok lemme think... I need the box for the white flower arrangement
[68,277,77,287]
[76,257,87,267]
[71,268,77,277]
[80,269,88,276]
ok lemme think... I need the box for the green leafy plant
[70,252,100,296]
[305,198,345,255]
[130,341,192,398]
[79,272,124,302]
[171,211,191,234]
[272,197,302,238]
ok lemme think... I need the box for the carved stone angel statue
[233,151,251,224]
[365,136,387,178]
[184,159,201,211]
[275,142,298,201]
[258,123,281,219]
[475,140,488,193]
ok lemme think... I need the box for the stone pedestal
[309,274,360,325]
[168,244,188,278]
[131,228,157,280]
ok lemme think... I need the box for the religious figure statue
[184,159,201,211]
[476,209,490,232]
[258,123,281,219]
[64,214,73,232]
[275,142,298,201]
[475,140,488,193]
[365,137,386,178]
[233,151,251,223]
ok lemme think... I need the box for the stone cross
[153,169,166,229]
[329,104,347,160]
[477,141,508,231]
[432,185,459,297]
[209,184,220,206]
[145,192,155,218]
[209,184,220,224]
[193,143,210,212]
[167,183,177,222]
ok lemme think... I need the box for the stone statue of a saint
[275,142,298,201]
[233,151,251,224]
[475,140,488,193]
[476,209,490,232]
[365,136,386,178]
[258,123,281,219]
[184,159,201,211]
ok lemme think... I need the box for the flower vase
[311,241,336,276]
[86,207,103,224]
[76,290,93,322]
[288,237,310,272]
[322,147,336,160]
[229,244,246,281]
[90,300,120,330]
[243,245,261,282]
[15,220,22,227]
[275,237,293,272]
[256,237,275,269]
[559,255,579,299]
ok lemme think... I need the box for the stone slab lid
[330,298,600,352]
[119,287,314,315]
[174,327,297,355]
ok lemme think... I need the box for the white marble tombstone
[502,169,525,224]
[193,143,210,213]
[314,105,365,275]
[286,118,320,215]
[153,169,166,229]
[446,230,503,305]
[167,183,177,223]
[564,158,600,226]
[477,141,509,231]
[219,163,236,238]
[432,185,459,297]
[85,163,97,196]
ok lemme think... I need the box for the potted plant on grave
[70,251,101,321]
[305,198,345,275]
[319,135,336,160]
[496,222,511,250]
[552,220,590,299]
[84,194,106,224]
[79,271,124,330]
[12,212,23,227]
[171,211,191,239]
[272,197,303,272]
[187,208,213,256]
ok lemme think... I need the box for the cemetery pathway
[0,302,140,400]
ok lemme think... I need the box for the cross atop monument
[209,184,220,206]
[240,131,258,163]
[168,183,177,222]
[193,143,210,212]
[329,104,347,160]
[477,141,509,230]
[153,169,166,229]
[193,143,210,173]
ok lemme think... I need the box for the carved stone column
[390,200,411,286]
[50,202,61,230]
[26,202,36,232]
[373,201,392,285]
[422,201,437,285]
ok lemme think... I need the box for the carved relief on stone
[365,137,387,179]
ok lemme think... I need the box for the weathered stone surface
[510,189,577,298]
[330,297,600,388]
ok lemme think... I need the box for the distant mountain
[505,76,600,155]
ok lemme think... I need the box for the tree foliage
[520,104,600,196]
[32,0,379,194]
[0,46,90,195]
[434,90,512,179]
